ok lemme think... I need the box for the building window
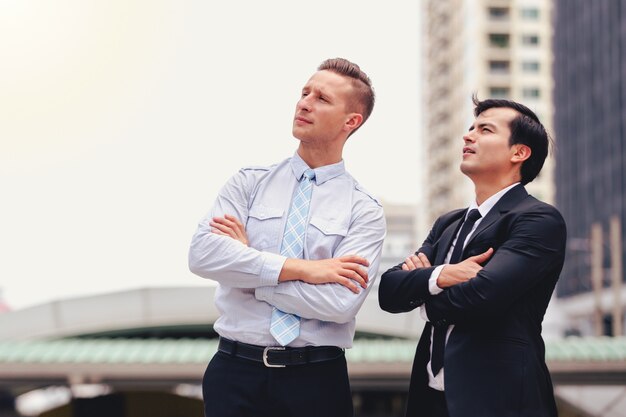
[522,87,541,98]
[521,34,540,46]
[488,7,510,20]
[522,61,540,72]
[489,87,510,98]
[489,33,510,48]
[520,8,540,19]
[489,60,510,74]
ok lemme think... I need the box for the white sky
[1,0,422,309]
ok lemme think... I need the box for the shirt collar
[290,152,345,185]
[468,182,520,219]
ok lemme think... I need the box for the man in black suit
[379,97,566,417]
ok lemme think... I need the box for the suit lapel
[435,213,466,264]
[465,184,528,248]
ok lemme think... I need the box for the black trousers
[202,351,353,417]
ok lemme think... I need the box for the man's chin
[459,162,476,177]
[292,129,311,143]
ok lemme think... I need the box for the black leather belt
[218,337,344,368]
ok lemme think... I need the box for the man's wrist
[278,258,309,282]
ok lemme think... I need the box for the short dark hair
[318,58,375,134]
[473,95,550,185]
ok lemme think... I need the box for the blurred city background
[1,0,625,416]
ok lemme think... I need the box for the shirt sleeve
[188,169,286,288]
[419,265,446,322]
[255,202,386,324]
[429,265,445,295]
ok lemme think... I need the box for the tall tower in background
[553,0,626,336]
[422,0,554,231]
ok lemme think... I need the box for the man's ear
[511,144,532,163]
[344,113,364,134]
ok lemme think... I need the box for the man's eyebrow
[317,87,334,98]
[475,122,497,130]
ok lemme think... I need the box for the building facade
[422,0,554,230]
[376,202,420,281]
[553,0,626,336]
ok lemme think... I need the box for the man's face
[292,70,356,144]
[460,107,520,180]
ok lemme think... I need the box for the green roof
[545,336,626,362]
[0,337,624,365]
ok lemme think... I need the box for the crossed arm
[379,208,566,325]
[188,170,373,293]
[424,210,566,325]
[400,248,493,288]
[210,215,370,293]
[378,213,493,314]
[188,169,386,323]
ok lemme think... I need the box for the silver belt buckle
[263,346,286,368]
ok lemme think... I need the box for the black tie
[430,209,482,376]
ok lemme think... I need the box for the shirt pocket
[308,215,349,259]
[247,205,284,251]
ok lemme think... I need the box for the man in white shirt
[379,97,566,417]
[189,58,386,417]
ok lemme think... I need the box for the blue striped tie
[270,169,315,346]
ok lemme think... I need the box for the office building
[553,0,626,336]
[423,0,554,229]
[377,202,420,282]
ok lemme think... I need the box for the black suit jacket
[379,185,566,417]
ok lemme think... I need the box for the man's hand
[280,255,370,294]
[401,252,432,271]
[437,248,494,288]
[210,215,249,246]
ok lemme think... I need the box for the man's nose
[297,96,312,112]
[463,132,474,143]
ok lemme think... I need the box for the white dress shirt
[189,152,386,348]
[421,182,520,390]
